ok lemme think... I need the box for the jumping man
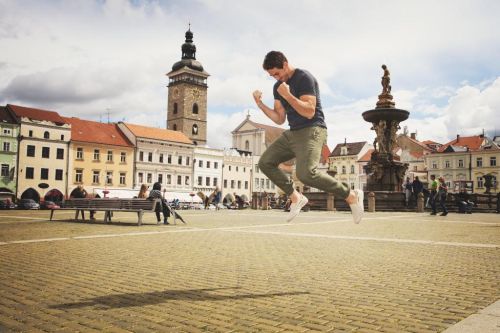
[252,51,364,223]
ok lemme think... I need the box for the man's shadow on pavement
[50,287,309,309]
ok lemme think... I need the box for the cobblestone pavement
[0,209,499,332]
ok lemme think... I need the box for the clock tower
[166,27,209,146]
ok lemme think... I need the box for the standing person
[252,51,363,223]
[403,177,413,207]
[137,184,148,199]
[71,185,95,220]
[148,182,170,225]
[438,177,448,216]
[412,176,423,205]
[456,189,473,214]
[428,175,438,215]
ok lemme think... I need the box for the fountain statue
[362,65,409,191]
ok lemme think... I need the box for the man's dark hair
[263,51,288,70]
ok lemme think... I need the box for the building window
[173,102,178,114]
[138,172,143,184]
[186,157,190,166]
[185,176,190,186]
[106,172,113,185]
[231,180,235,189]
[107,150,113,162]
[192,103,199,114]
[177,175,182,185]
[28,130,33,137]
[254,164,259,173]
[57,148,64,160]
[491,157,497,167]
[458,159,464,168]
[40,168,48,180]
[55,169,63,181]
[2,142,10,152]
[139,151,144,162]
[168,154,172,164]
[27,145,35,157]
[445,160,450,168]
[266,179,270,189]
[224,179,228,188]
[432,161,437,169]
[192,124,198,135]
[1,164,9,177]
[93,149,100,161]
[178,156,182,165]
[198,176,202,186]
[342,166,346,174]
[255,178,259,188]
[121,152,126,163]
[198,160,203,167]
[120,173,126,185]
[477,176,484,188]
[206,177,210,186]
[229,166,232,171]
[214,162,219,169]
[173,124,177,131]
[236,166,239,172]
[93,171,100,184]
[245,140,250,150]
[213,178,218,187]
[245,181,248,189]
[147,173,152,183]
[44,131,49,139]
[158,174,163,184]
[159,154,164,163]
[148,152,153,162]
[41,147,50,158]
[60,134,64,140]
[350,165,355,174]
[477,157,483,167]
[76,147,83,160]
[26,167,34,179]
[238,180,241,189]
[167,174,171,185]
[75,169,83,183]
[207,161,211,168]
[3,128,11,135]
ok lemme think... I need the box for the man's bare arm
[252,90,286,125]
[277,82,316,119]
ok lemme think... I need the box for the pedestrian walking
[403,177,412,207]
[252,51,363,223]
[438,176,448,216]
[412,176,423,206]
[429,175,438,215]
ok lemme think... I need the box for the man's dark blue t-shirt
[273,68,327,130]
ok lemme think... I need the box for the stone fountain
[362,65,409,191]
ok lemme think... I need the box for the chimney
[456,134,460,142]
[410,132,416,140]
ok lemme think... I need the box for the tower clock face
[172,88,180,98]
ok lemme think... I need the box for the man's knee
[296,168,317,184]
[258,156,276,173]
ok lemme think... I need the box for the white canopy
[92,189,202,203]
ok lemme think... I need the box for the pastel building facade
[0,106,19,195]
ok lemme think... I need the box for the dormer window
[341,146,348,155]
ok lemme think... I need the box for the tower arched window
[192,124,198,135]
[173,102,178,114]
[173,124,177,131]
[342,166,346,174]
[44,131,50,139]
[192,103,198,114]
[245,140,250,150]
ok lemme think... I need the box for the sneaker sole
[286,196,308,222]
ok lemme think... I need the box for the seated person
[456,190,474,214]
[148,182,170,224]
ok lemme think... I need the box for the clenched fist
[253,90,262,104]
[277,82,290,98]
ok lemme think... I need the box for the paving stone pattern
[0,210,499,332]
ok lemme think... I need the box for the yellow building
[64,117,135,198]
[7,104,71,203]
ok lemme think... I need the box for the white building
[329,141,372,191]
[222,148,253,202]
[193,146,224,197]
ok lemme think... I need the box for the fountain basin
[362,108,409,123]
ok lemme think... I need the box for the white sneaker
[286,195,309,222]
[349,189,364,224]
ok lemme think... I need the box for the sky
[1,0,499,150]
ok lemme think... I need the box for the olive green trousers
[258,126,350,199]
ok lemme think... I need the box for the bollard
[417,192,424,212]
[326,193,335,211]
[368,192,375,212]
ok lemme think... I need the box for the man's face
[266,62,288,82]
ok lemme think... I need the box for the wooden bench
[50,198,184,226]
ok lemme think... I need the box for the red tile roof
[7,104,67,124]
[438,135,484,152]
[320,144,331,164]
[63,117,133,147]
[123,123,192,144]
[358,149,374,162]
